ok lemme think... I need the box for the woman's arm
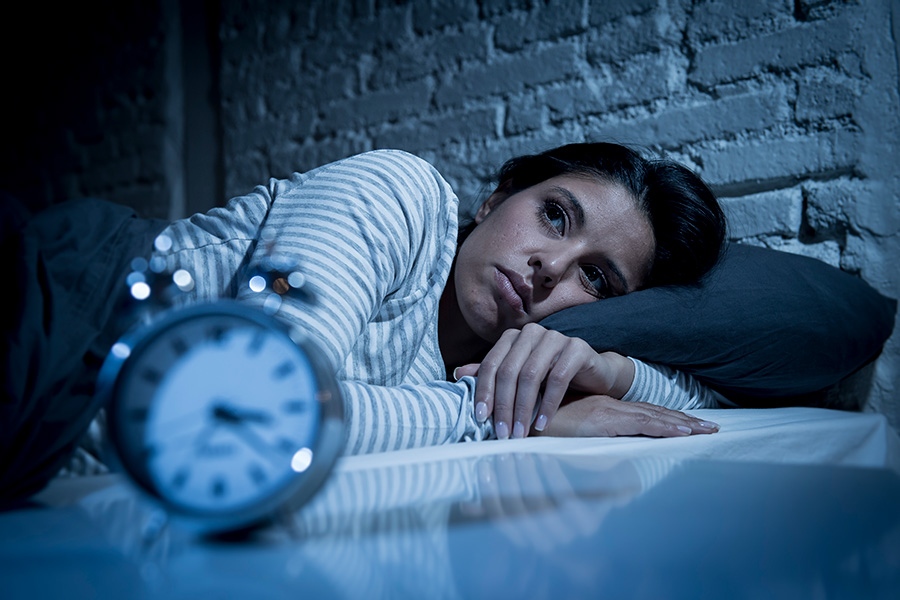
[531,393,714,438]
[456,323,720,438]
[163,149,494,454]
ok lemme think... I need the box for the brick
[587,11,669,65]
[222,149,267,198]
[374,107,501,149]
[436,42,580,106]
[754,237,842,267]
[304,5,415,69]
[796,77,858,121]
[264,87,318,133]
[841,235,900,289]
[802,179,854,237]
[480,0,531,17]
[795,0,862,21]
[687,0,792,44]
[695,131,860,193]
[370,25,490,88]
[588,0,656,26]
[319,79,432,132]
[690,15,854,87]
[413,0,479,32]
[720,187,803,239]
[475,128,580,168]
[591,88,788,149]
[315,1,351,32]
[555,52,678,121]
[372,4,415,48]
[350,0,375,21]
[505,93,544,134]
[842,181,900,237]
[495,0,586,50]
[303,29,376,68]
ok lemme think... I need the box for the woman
[161,142,726,454]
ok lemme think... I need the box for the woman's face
[453,174,655,342]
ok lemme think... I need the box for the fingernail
[512,421,525,439]
[698,420,719,429]
[453,367,461,381]
[475,402,488,423]
[534,414,547,432]
[676,425,692,435]
[496,421,510,440]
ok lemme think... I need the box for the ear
[474,188,509,224]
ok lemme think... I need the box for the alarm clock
[97,243,344,534]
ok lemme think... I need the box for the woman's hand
[534,394,719,438]
[455,323,636,439]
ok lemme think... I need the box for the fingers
[593,398,719,438]
[541,395,719,438]
[453,363,479,379]
[529,339,593,433]
[475,324,577,439]
[469,325,719,442]
[472,330,515,437]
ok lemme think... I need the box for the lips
[495,268,529,315]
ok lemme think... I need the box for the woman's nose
[529,251,574,287]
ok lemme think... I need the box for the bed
[2,197,899,598]
[1,405,898,599]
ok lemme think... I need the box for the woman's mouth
[495,269,527,315]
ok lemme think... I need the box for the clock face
[106,304,338,523]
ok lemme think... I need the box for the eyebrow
[552,186,585,227]
[552,185,631,294]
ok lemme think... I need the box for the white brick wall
[215,0,899,426]
[4,0,897,426]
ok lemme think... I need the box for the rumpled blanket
[1,196,166,504]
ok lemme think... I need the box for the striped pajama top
[159,149,720,456]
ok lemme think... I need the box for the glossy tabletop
[2,449,898,599]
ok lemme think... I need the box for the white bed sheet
[342,407,900,474]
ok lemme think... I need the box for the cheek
[538,285,597,319]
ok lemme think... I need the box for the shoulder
[288,150,453,200]
[330,149,442,178]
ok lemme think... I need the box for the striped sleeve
[621,357,725,410]
[340,376,493,455]
[160,186,272,301]
[236,150,441,370]
[160,150,494,455]
[233,150,493,453]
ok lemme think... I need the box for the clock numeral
[172,467,190,490]
[282,399,307,414]
[248,463,267,486]
[170,336,189,357]
[207,325,229,344]
[141,368,163,384]
[211,476,227,498]
[277,437,297,454]
[247,330,266,355]
[273,360,296,380]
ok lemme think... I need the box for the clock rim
[97,299,345,532]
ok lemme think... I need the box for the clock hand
[211,401,273,425]
[223,419,295,466]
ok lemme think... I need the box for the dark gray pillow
[541,243,897,406]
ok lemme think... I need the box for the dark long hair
[492,142,726,287]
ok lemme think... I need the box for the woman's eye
[581,265,609,298]
[543,201,565,234]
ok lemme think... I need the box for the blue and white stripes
[162,150,493,455]
[160,149,720,457]
[623,358,724,409]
